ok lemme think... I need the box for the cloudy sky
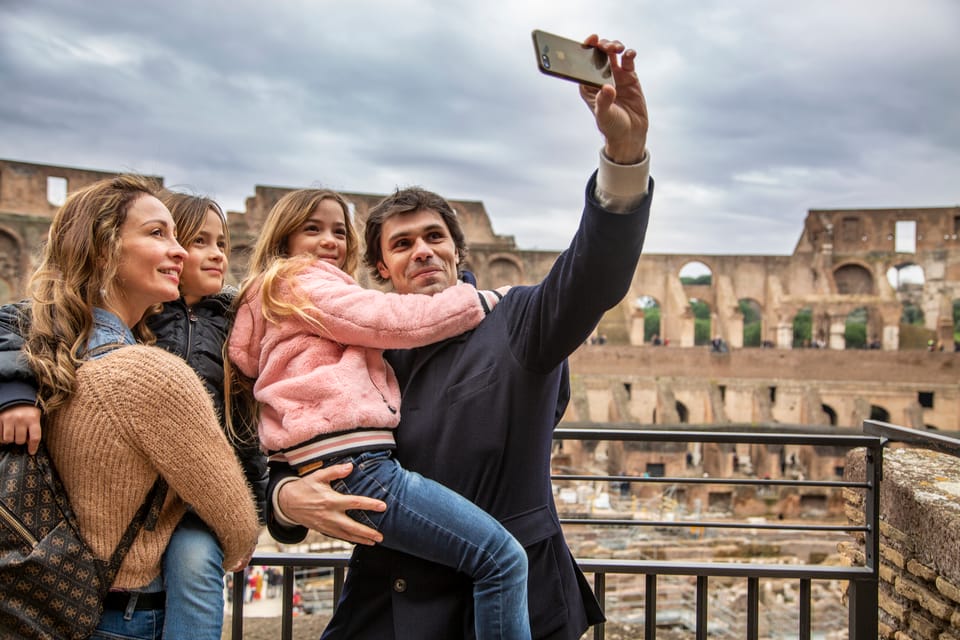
[2,0,958,256]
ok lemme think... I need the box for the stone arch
[738,298,763,347]
[833,262,874,295]
[484,253,523,289]
[869,405,890,422]
[676,401,689,424]
[822,404,837,426]
[679,260,713,284]
[886,262,925,292]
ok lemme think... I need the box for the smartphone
[532,30,613,88]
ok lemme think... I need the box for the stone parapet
[843,447,960,639]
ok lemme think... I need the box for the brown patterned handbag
[0,443,166,640]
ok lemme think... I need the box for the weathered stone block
[910,559,940,583]
[881,520,911,544]
[938,577,960,605]
[884,543,906,569]
[898,574,926,604]
[880,562,898,584]
[909,610,943,640]
[882,589,908,619]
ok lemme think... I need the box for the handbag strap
[40,442,170,582]
[102,477,169,581]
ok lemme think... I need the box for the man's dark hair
[363,187,468,284]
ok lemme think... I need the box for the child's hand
[0,405,43,455]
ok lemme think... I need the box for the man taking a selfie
[266,34,654,639]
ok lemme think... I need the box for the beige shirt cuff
[595,149,651,213]
[271,476,300,527]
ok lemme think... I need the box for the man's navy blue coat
[268,174,653,639]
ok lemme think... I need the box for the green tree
[644,307,660,341]
[953,300,960,340]
[695,319,711,345]
[901,303,924,325]
[740,300,761,347]
[845,308,867,348]
[690,299,710,319]
[743,322,761,347]
[793,308,812,347]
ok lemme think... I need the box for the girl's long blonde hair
[24,174,162,412]
[224,188,359,441]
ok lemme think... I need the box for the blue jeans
[161,511,225,640]
[92,577,165,639]
[90,608,164,640]
[333,450,530,640]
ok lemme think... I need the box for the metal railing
[227,420,958,639]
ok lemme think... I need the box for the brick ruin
[7,159,955,637]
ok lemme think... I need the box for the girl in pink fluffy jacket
[227,189,530,639]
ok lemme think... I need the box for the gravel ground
[221,614,645,640]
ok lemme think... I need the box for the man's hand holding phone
[577,35,648,166]
[533,31,647,165]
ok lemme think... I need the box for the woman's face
[286,198,348,269]
[108,194,187,326]
[180,207,229,306]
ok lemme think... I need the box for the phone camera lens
[541,54,551,69]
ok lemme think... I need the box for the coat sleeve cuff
[0,380,39,411]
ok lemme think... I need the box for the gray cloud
[1,0,958,256]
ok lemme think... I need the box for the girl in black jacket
[151,191,266,640]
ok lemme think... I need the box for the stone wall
[2,157,958,431]
[842,447,960,639]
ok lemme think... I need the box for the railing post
[799,578,811,639]
[593,572,606,640]
[230,568,244,640]
[696,576,708,640]
[281,566,295,640]
[849,437,881,640]
[746,577,759,640]
[644,574,656,640]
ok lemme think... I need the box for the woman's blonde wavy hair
[23,174,162,412]
[224,188,359,441]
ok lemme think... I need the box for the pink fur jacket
[228,260,492,451]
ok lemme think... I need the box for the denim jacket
[87,308,136,358]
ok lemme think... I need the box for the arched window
[834,264,874,295]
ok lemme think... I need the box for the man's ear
[377,261,390,280]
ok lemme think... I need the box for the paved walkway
[225,595,283,618]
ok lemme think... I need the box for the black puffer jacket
[147,290,268,522]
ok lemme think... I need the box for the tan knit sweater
[45,345,260,589]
